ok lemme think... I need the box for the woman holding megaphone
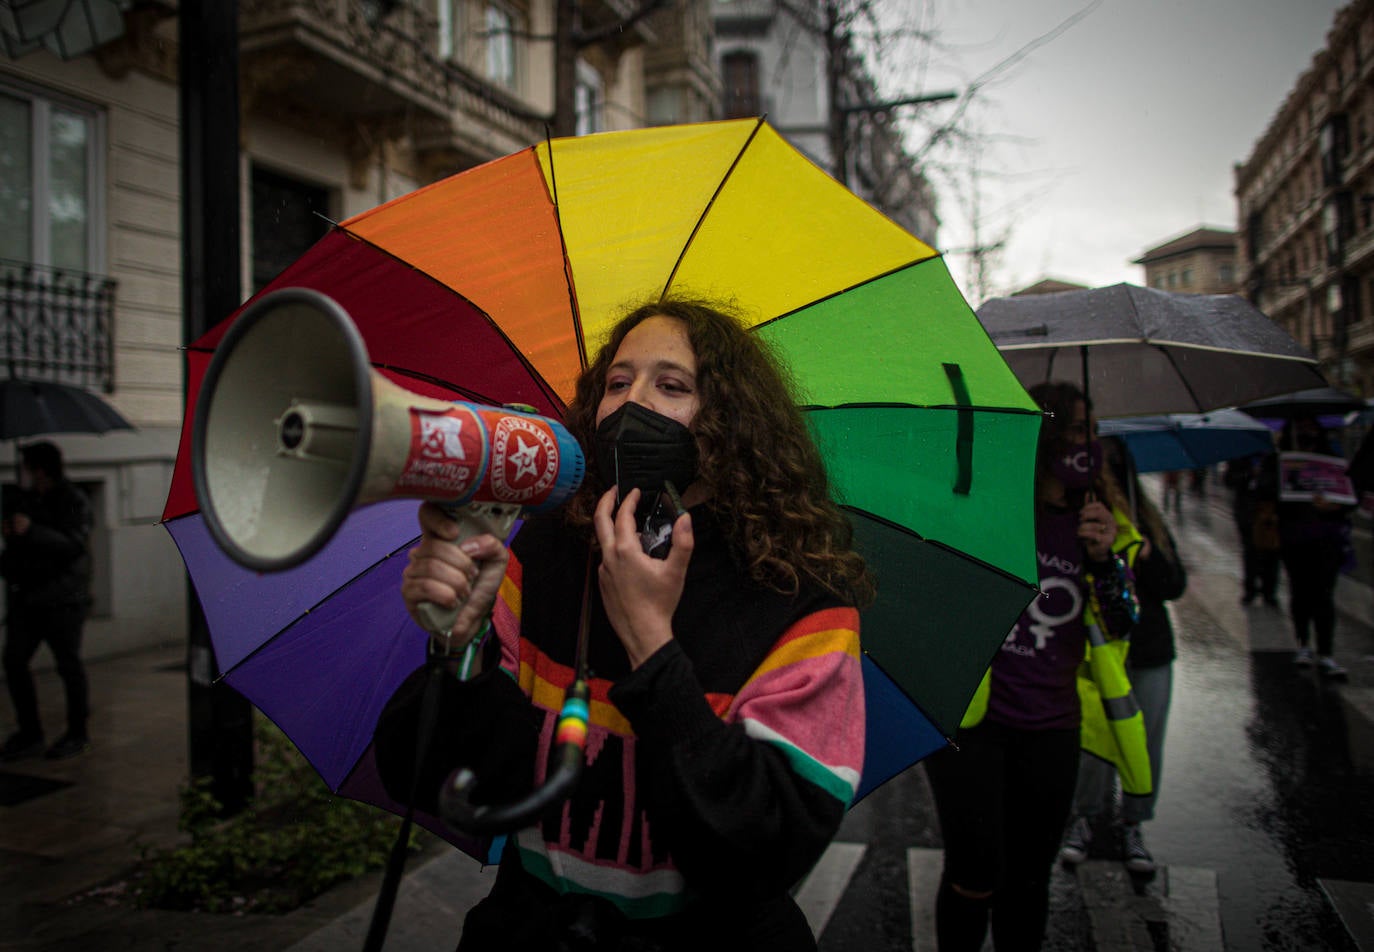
[373,299,872,951]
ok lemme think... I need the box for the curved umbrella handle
[439,679,590,834]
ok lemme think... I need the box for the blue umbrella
[1098,409,1276,473]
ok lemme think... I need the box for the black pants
[924,721,1080,952]
[1239,536,1280,600]
[3,604,89,740]
[1281,542,1344,656]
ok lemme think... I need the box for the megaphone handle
[415,501,520,639]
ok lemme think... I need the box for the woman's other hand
[401,502,509,645]
[593,486,694,668]
[1077,499,1117,563]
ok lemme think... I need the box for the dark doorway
[250,167,331,292]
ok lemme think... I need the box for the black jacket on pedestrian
[1,479,94,612]
[1125,524,1187,670]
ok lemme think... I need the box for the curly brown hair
[562,298,875,607]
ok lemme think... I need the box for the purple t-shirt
[987,507,1088,731]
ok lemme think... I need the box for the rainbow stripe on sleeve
[729,607,865,805]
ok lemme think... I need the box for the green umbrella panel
[757,256,1043,738]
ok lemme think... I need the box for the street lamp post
[179,0,254,816]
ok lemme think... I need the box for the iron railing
[0,259,117,392]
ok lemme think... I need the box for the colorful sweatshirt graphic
[375,506,864,928]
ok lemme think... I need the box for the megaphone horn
[191,288,584,584]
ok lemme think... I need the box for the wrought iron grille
[0,259,117,392]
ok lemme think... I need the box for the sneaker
[1123,823,1155,874]
[44,734,92,761]
[1293,647,1315,666]
[1059,816,1093,865]
[0,731,45,762]
[1318,656,1348,679]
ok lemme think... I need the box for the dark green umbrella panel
[758,257,1042,747]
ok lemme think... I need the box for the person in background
[1161,470,1182,513]
[1223,451,1281,607]
[924,381,1145,952]
[1060,436,1187,875]
[0,442,95,761]
[1276,416,1352,678]
[375,298,870,950]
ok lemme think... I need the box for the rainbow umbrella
[160,119,1042,834]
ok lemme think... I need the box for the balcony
[240,0,552,171]
[239,0,454,123]
[0,261,116,392]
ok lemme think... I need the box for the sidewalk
[0,644,493,951]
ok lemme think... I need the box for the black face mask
[594,402,699,508]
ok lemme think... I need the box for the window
[722,51,760,119]
[485,2,516,88]
[1320,114,1350,187]
[436,0,462,60]
[574,59,602,136]
[0,82,102,271]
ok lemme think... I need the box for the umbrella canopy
[976,283,1326,419]
[0,378,134,441]
[1098,410,1276,473]
[1236,386,1366,421]
[160,119,1043,829]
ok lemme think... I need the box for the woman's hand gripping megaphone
[402,501,515,655]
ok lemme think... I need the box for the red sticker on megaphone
[396,406,486,500]
[487,414,560,504]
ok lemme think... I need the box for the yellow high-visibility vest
[959,507,1153,796]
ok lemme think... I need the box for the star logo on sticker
[507,434,542,485]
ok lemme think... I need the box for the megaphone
[191,287,585,631]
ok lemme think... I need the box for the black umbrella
[0,379,134,441]
[976,283,1327,418]
[1235,386,1366,421]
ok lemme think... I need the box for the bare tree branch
[911,0,1102,163]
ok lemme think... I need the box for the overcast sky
[878,0,1348,302]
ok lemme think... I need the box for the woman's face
[1058,399,1092,446]
[596,315,701,430]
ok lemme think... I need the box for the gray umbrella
[975,283,1327,419]
[0,379,134,441]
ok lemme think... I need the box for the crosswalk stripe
[796,841,866,939]
[1078,861,1222,950]
[1319,878,1374,950]
[907,847,942,952]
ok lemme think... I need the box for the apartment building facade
[1235,0,1374,394]
[1134,227,1238,295]
[0,0,693,655]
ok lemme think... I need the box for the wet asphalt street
[810,475,1374,951]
